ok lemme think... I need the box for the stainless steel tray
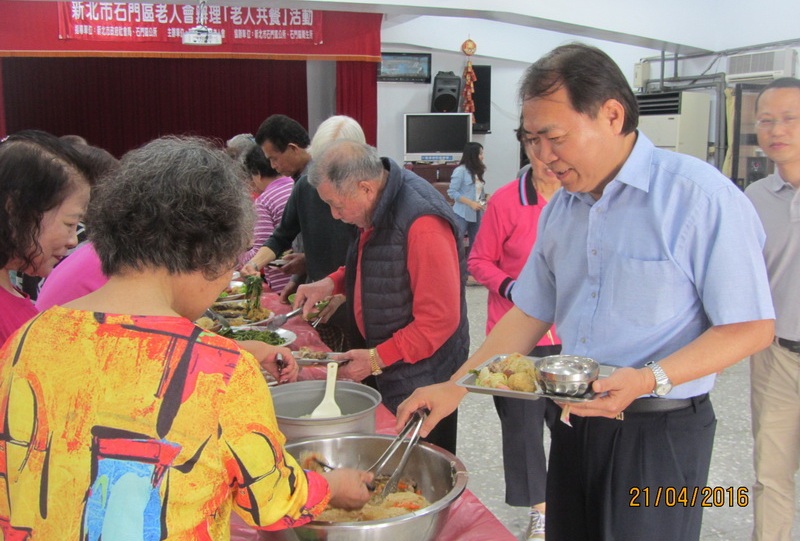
[455,354,616,403]
[291,350,351,367]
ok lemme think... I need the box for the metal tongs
[204,308,231,329]
[366,409,427,502]
[264,307,303,331]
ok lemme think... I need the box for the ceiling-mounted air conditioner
[726,48,796,83]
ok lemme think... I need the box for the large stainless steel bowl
[535,355,599,396]
[269,434,468,541]
[270,381,381,442]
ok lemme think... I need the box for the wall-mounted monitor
[378,52,432,83]
[404,113,473,163]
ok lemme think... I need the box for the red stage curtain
[336,61,377,147]
[2,57,307,157]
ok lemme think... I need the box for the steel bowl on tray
[534,355,599,397]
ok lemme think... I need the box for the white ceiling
[136,0,800,61]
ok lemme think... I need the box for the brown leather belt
[624,393,708,414]
[777,337,800,354]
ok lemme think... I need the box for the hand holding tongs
[264,307,303,331]
[366,409,427,502]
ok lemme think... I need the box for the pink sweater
[0,286,38,345]
[36,243,108,311]
[467,173,559,345]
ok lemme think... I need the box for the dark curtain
[2,57,308,157]
[336,61,377,147]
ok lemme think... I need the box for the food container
[534,355,599,397]
[270,381,381,442]
[271,434,468,541]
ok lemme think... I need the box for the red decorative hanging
[461,39,477,123]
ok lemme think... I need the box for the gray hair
[225,133,257,160]
[308,139,384,194]
[89,136,255,279]
[308,115,366,159]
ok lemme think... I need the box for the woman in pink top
[467,146,561,541]
[0,130,92,344]
[239,145,294,292]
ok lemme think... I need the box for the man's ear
[357,179,373,195]
[600,98,626,135]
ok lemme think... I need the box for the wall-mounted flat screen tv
[404,113,472,163]
[378,52,432,83]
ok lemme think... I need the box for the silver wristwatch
[645,361,673,396]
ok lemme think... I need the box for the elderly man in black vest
[294,139,468,454]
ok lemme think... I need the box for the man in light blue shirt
[398,43,774,541]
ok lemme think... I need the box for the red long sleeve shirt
[328,215,461,366]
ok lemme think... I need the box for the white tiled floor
[459,285,800,541]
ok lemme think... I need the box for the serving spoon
[310,362,342,418]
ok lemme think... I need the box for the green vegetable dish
[217,327,285,346]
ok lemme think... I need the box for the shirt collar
[517,166,539,206]
[766,171,796,193]
[613,130,653,193]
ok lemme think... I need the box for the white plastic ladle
[310,362,341,418]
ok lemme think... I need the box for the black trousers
[545,394,716,541]
[423,408,458,456]
[492,344,561,506]
[363,374,458,456]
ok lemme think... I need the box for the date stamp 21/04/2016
[629,486,749,508]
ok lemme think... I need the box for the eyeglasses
[755,116,799,131]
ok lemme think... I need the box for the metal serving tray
[290,350,351,367]
[455,354,616,404]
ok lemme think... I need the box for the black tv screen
[404,113,472,163]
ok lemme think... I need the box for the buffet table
[229,293,516,541]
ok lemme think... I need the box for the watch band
[369,348,383,376]
[646,361,671,395]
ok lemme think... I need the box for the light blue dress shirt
[515,132,774,398]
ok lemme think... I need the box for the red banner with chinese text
[57,3,323,46]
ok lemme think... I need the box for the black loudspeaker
[472,65,491,133]
[431,71,462,113]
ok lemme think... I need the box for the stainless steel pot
[269,434,468,541]
[270,381,381,442]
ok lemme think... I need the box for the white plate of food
[217,327,296,347]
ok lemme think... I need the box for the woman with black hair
[0,130,92,343]
[447,141,487,260]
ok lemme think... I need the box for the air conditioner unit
[636,91,711,161]
[726,48,797,83]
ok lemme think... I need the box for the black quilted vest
[344,158,469,413]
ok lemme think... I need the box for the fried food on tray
[297,347,329,360]
[473,353,538,393]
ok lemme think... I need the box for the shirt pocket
[607,257,682,327]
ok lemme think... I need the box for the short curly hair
[0,130,91,271]
[88,136,254,280]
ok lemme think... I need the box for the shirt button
[591,249,597,256]
[591,292,597,298]
[580,337,587,344]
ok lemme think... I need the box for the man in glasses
[745,76,800,541]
